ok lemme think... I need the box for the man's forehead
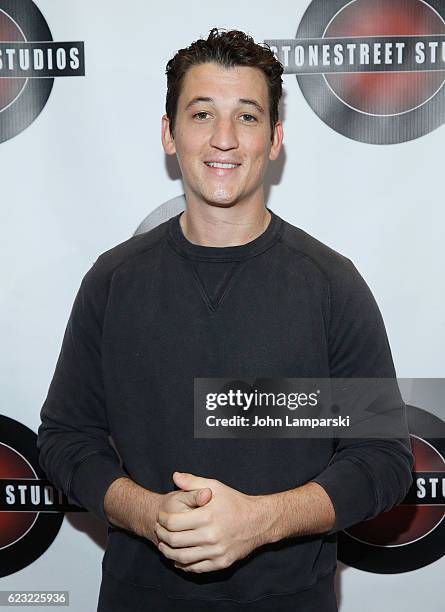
[179,62,268,104]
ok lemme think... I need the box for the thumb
[179,487,212,509]
[194,487,212,507]
[173,471,211,491]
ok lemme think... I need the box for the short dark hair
[165,28,283,140]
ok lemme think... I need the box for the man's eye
[241,114,257,122]
[193,111,210,120]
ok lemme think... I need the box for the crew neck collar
[167,208,283,262]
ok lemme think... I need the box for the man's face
[162,62,283,209]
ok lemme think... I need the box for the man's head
[161,28,284,210]
[165,28,283,140]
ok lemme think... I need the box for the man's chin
[201,191,240,208]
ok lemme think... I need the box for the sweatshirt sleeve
[37,262,129,524]
[311,259,414,534]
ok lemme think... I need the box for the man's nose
[209,118,239,150]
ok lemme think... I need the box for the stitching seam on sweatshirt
[278,238,333,342]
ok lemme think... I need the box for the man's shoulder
[279,216,356,283]
[92,217,170,278]
[79,217,170,297]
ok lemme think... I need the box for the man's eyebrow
[184,97,265,114]
[184,97,214,110]
[238,98,265,115]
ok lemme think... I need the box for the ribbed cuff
[311,459,377,534]
[68,451,128,524]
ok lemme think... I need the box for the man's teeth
[206,162,239,168]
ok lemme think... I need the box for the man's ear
[269,120,283,161]
[161,114,176,155]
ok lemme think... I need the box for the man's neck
[179,203,271,248]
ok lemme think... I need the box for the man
[37,28,414,611]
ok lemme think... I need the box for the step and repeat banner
[1,1,444,610]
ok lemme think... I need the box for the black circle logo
[266,0,445,144]
[338,404,445,573]
[0,415,65,577]
[0,0,84,144]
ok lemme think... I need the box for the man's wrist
[139,488,163,543]
[104,477,162,543]
[252,482,336,546]
[250,493,286,547]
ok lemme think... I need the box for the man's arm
[255,437,413,541]
[37,262,129,524]
[267,259,414,536]
[308,258,414,533]
[37,259,213,541]
[255,481,335,543]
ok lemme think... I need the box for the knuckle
[214,556,227,570]
[161,546,172,560]
[178,551,192,564]
[204,529,217,545]
[175,551,185,564]
[214,543,226,557]
[213,526,223,542]
[169,534,179,547]
[164,517,173,530]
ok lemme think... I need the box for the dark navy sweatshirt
[37,208,414,610]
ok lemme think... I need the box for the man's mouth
[204,161,241,169]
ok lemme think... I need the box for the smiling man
[162,60,281,224]
[37,28,413,612]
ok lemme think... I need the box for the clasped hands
[153,471,270,574]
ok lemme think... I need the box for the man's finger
[158,506,208,531]
[174,560,216,573]
[155,523,208,548]
[158,541,214,565]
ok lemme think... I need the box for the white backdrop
[1,1,444,610]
